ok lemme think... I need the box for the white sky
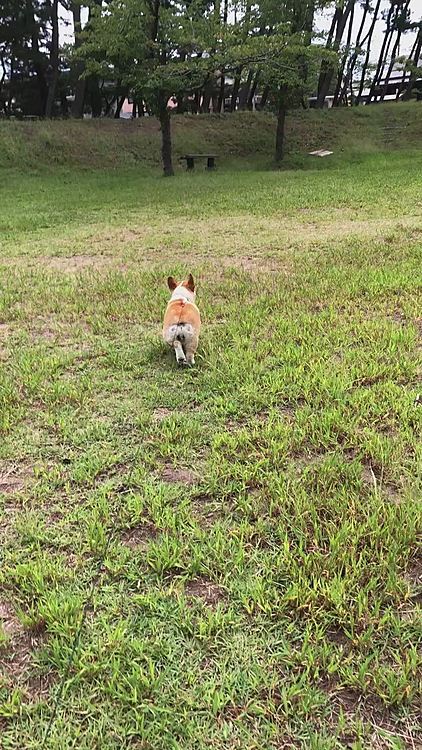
[316,0,422,60]
[59,0,422,61]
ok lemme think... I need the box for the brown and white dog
[162,274,201,366]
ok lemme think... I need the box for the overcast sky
[59,0,422,61]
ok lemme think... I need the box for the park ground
[0,105,421,749]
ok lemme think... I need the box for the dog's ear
[167,276,177,290]
[186,273,195,292]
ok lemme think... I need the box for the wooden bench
[180,154,216,171]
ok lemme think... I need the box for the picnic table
[180,154,216,171]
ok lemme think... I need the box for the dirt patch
[215,255,291,274]
[191,494,221,529]
[352,374,388,389]
[295,450,327,472]
[0,474,25,495]
[161,464,197,485]
[224,407,294,432]
[42,254,125,272]
[398,600,420,622]
[185,576,226,607]
[29,316,84,347]
[0,464,32,495]
[1,630,46,682]
[225,416,249,432]
[152,407,174,422]
[121,522,157,549]
[0,254,124,273]
[24,671,55,703]
[279,403,296,418]
[361,462,401,503]
[390,310,407,326]
[115,228,149,243]
[0,599,46,687]
[321,679,420,747]
[361,463,377,489]
[0,599,22,638]
[0,323,11,359]
[326,627,351,649]
[404,558,422,605]
[56,212,422,267]
[405,558,422,587]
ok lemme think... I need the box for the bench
[180,154,216,171]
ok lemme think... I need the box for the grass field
[0,137,421,748]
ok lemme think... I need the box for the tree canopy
[0,0,421,171]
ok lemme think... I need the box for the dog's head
[167,274,196,301]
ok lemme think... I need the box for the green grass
[0,101,421,172]
[0,145,421,749]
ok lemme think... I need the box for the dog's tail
[175,323,186,343]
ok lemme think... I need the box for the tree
[44,0,59,117]
[333,0,372,106]
[216,29,335,164]
[70,1,87,117]
[268,40,334,163]
[354,0,382,104]
[0,0,50,116]
[316,0,355,108]
[377,0,411,102]
[363,0,415,104]
[78,0,220,175]
[227,0,334,163]
[402,21,422,99]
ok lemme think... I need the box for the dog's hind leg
[173,340,187,365]
[184,334,198,367]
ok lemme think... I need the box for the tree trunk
[335,0,370,106]
[371,26,394,101]
[333,0,355,105]
[71,2,86,117]
[231,67,242,112]
[316,7,341,96]
[238,70,253,109]
[90,77,102,117]
[355,0,382,104]
[27,0,47,115]
[216,0,228,113]
[259,85,270,110]
[379,0,410,102]
[396,34,415,100]
[159,102,174,176]
[60,90,69,116]
[379,2,410,102]
[316,0,355,108]
[73,0,103,118]
[402,25,422,100]
[114,91,127,118]
[72,78,87,118]
[275,92,287,165]
[201,77,212,113]
[366,2,395,103]
[45,0,59,118]
[247,71,260,109]
[217,73,225,113]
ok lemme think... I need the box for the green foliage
[79,0,221,112]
